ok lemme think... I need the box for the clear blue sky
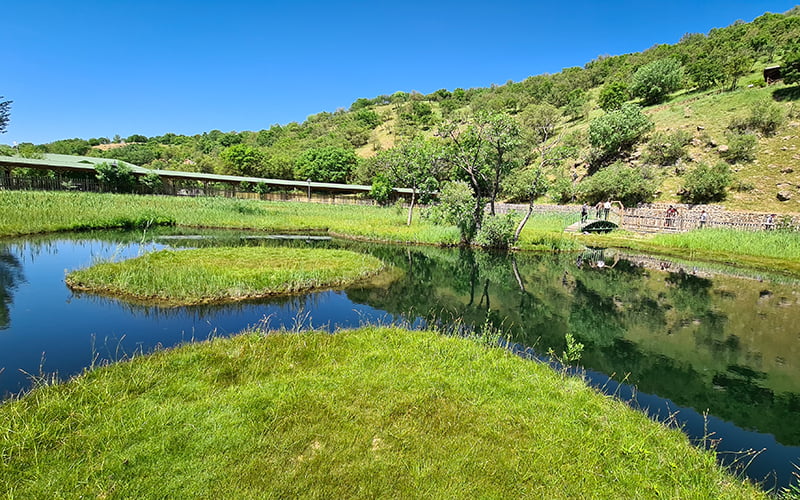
[2,0,798,145]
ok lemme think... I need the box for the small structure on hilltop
[764,65,782,84]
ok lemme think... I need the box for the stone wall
[493,202,798,233]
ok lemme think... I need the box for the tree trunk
[406,188,416,226]
[513,202,533,243]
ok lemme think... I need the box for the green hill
[5,7,800,214]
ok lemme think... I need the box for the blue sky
[2,1,798,145]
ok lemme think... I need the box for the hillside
[4,7,800,214]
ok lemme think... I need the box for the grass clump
[0,327,765,498]
[65,247,385,306]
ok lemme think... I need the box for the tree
[374,137,444,225]
[220,144,265,177]
[782,45,800,85]
[680,162,731,203]
[588,104,653,164]
[597,81,629,111]
[577,163,657,206]
[630,59,684,105]
[0,97,11,134]
[95,162,136,193]
[295,146,357,183]
[439,112,522,238]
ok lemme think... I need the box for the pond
[1,228,799,491]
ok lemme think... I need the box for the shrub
[720,132,757,163]
[139,171,163,194]
[597,81,629,111]
[577,163,657,206]
[95,162,136,193]
[424,181,477,244]
[680,162,731,203]
[630,59,684,105]
[548,176,577,203]
[475,212,519,249]
[642,129,692,166]
[588,104,653,164]
[370,175,393,205]
[727,97,785,137]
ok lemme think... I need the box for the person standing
[699,209,708,228]
[581,202,589,224]
[603,200,611,220]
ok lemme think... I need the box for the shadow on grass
[772,86,800,102]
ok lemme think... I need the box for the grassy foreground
[0,327,764,498]
[66,247,385,306]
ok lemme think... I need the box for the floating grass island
[0,328,763,498]
[65,247,386,306]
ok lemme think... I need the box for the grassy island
[66,247,386,306]
[0,327,764,498]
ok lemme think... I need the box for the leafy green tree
[439,112,521,237]
[44,138,91,156]
[520,103,560,144]
[139,171,163,194]
[562,89,590,121]
[369,174,393,205]
[597,81,629,111]
[0,97,11,134]
[374,137,444,225]
[424,180,477,244]
[220,144,265,177]
[295,146,357,183]
[588,104,653,164]
[680,162,731,203]
[577,163,657,205]
[95,162,136,193]
[126,134,148,143]
[108,144,161,166]
[784,46,800,85]
[630,59,684,105]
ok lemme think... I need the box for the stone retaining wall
[493,202,799,233]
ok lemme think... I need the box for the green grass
[66,247,386,306]
[580,227,800,277]
[0,327,765,499]
[0,191,460,245]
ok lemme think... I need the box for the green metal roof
[0,154,418,195]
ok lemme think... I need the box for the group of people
[580,200,612,223]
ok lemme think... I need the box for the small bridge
[564,219,618,234]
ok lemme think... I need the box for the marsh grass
[0,191,460,244]
[65,247,386,306]
[0,327,765,498]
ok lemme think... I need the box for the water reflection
[0,230,798,489]
[0,245,24,330]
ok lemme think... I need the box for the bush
[727,97,785,137]
[370,175,393,205]
[139,171,163,194]
[680,162,731,203]
[597,81,629,111]
[423,181,477,244]
[95,162,137,193]
[630,59,684,105]
[548,176,577,203]
[720,132,757,163]
[642,129,692,166]
[577,163,657,206]
[475,213,519,249]
[588,104,653,164]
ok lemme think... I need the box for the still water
[1,229,799,490]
